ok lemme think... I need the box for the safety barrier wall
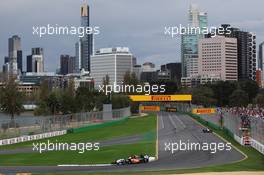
[0,107,131,139]
[0,130,67,146]
[251,138,264,155]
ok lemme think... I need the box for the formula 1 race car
[127,155,149,164]
[112,158,127,165]
[202,128,213,133]
[112,154,154,165]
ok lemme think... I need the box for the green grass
[0,115,157,166]
[2,113,263,175]
[0,141,156,166]
[34,113,264,175]
[1,115,156,149]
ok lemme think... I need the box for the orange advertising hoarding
[139,106,160,111]
[129,95,192,102]
[192,108,216,114]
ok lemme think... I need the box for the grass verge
[1,115,156,149]
[34,113,264,175]
[0,141,156,166]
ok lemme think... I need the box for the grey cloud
[0,0,263,71]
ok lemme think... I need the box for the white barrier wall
[234,134,243,145]
[251,138,264,155]
[0,130,67,146]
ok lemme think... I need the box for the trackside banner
[192,108,216,114]
[139,106,161,111]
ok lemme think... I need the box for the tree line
[182,80,264,107]
[1,74,264,120]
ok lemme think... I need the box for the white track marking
[173,114,186,129]
[58,164,112,167]
[160,114,165,129]
[168,114,177,129]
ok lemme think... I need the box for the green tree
[192,86,216,107]
[59,92,76,114]
[229,88,249,107]
[209,81,237,106]
[239,80,259,103]
[46,92,60,115]
[94,93,108,111]
[0,79,24,120]
[253,93,264,107]
[59,79,77,114]
[38,79,51,103]
[75,87,96,112]
[112,94,130,109]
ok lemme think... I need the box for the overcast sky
[0,0,263,72]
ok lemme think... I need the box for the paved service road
[0,113,245,173]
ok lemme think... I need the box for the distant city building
[0,82,39,97]
[157,70,171,81]
[73,75,94,90]
[217,24,257,81]
[186,56,198,77]
[181,75,221,88]
[91,47,133,88]
[161,63,182,82]
[60,55,74,75]
[259,42,264,71]
[20,72,57,85]
[142,62,156,72]
[2,64,10,74]
[132,57,137,67]
[181,4,208,77]
[256,69,262,86]
[26,56,32,72]
[75,3,93,72]
[198,36,238,81]
[17,50,23,73]
[27,48,44,73]
[4,56,9,64]
[133,65,142,81]
[140,62,157,82]
[140,71,158,83]
[7,35,22,74]
[2,56,10,73]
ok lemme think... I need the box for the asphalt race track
[0,112,245,173]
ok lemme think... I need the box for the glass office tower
[75,3,93,72]
[181,4,208,77]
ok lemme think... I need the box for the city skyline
[0,0,263,72]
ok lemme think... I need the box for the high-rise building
[4,56,9,64]
[259,42,264,71]
[17,50,23,73]
[133,65,142,81]
[198,36,238,81]
[217,24,257,81]
[161,63,182,82]
[60,55,74,75]
[140,62,158,82]
[26,55,33,73]
[27,48,44,73]
[181,4,208,77]
[75,3,93,72]
[8,35,22,74]
[256,69,262,86]
[91,47,133,88]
